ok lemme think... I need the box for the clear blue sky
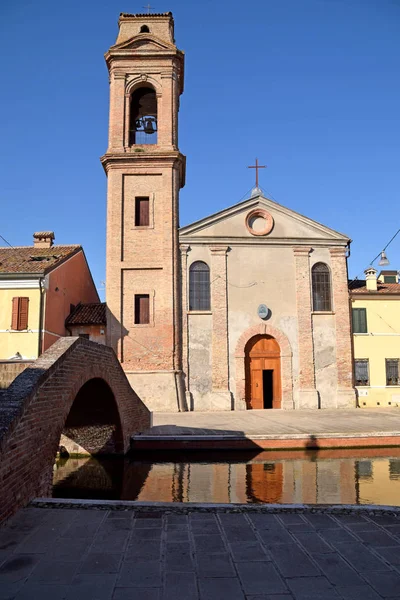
[1,0,399,300]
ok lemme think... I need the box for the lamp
[378,251,390,266]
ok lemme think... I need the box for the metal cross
[248,158,267,188]
[143,3,154,12]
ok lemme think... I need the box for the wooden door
[245,335,281,409]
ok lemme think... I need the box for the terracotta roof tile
[66,303,106,326]
[0,245,81,275]
[349,280,400,294]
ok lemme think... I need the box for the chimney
[364,266,378,292]
[33,231,55,248]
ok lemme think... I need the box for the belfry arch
[235,324,293,410]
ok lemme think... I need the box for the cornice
[177,236,349,248]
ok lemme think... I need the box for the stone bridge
[0,337,151,522]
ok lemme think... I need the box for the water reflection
[53,448,400,506]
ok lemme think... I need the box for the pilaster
[329,247,357,408]
[293,247,319,409]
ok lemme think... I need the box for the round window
[245,209,274,236]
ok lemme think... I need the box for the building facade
[0,232,99,361]
[351,268,400,407]
[103,12,356,412]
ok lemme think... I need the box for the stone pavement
[2,506,400,599]
[144,408,400,438]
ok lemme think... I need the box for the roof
[349,280,400,295]
[66,303,107,326]
[120,12,172,18]
[0,245,81,275]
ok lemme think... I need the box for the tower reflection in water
[53,449,400,506]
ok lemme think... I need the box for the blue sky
[1,0,399,299]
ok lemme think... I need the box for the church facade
[102,12,356,412]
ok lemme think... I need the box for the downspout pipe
[38,277,45,357]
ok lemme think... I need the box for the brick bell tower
[101,12,186,412]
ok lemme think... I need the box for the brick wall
[0,337,151,523]
[0,361,33,389]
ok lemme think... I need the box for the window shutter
[140,295,150,324]
[11,297,19,330]
[360,309,367,333]
[18,297,29,330]
[135,197,150,227]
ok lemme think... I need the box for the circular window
[245,209,274,236]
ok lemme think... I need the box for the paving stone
[196,553,235,577]
[336,585,383,600]
[277,514,306,525]
[14,529,59,553]
[356,529,400,547]
[14,584,70,600]
[79,553,122,574]
[190,521,220,534]
[343,522,381,532]
[113,589,160,600]
[134,519,162,529]
[46,537,90,561]
[222,525,257,542]
[313,553,364,586]
[118,561,161,587]
[267,543,320,578]
[194,534,226,554]
[130,528,162,541]
[166,515,188,525]
[125,541,161,561]
[236,561,287,595]
[374,545,400,565]
[319,528,358,544]
[333,515,369,524]
[189,513,216,522]
[258,527,294,546]
[383,524,400,537]
[334,542,390,572]
[247,514,281,529]
[106,510,134,520]
[246,596,293,600]
[362,570,400,597]
[286,523,315,533]
[229,541,270,562]
[219,514,248,527]
[0,581,25,600]
[166,529,189,542]
[198,577,245,600]
[0,554,41,583]
[91,531,130,554]
[304,514,339,529]
[66,574,117,600]
[163,572,198,600]
[98,520,133,534]
[369,515,400,527]
[165,542,194,572]
[62,521,101,539]
[286,576,340,599]
[30,560,79,584]
[293,532,334,554]
[0,529,26,553]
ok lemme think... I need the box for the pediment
[179,194,349,244]
[112,34,176,53]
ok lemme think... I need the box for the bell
[144,118,155,134]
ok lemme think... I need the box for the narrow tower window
[140,25,150,32]
[312,262,332,312]
[134,294,150,324]
[135,197,150,226]
[189,262,211,311]
[129,87,157,145]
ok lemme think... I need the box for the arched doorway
[245,335,281,409]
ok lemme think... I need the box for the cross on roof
[248,158,267,188]
[143,3,154,13]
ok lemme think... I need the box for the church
[101,12,356,413]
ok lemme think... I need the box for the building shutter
[352,308,367,333]
[11,297,29,330]
[134,294,150,324]
[135,197,150,227]
[11,297,19,330]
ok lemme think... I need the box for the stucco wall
[352,296,400,407]
[0,288,41,359]
[44,251,99,351]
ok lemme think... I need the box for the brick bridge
[0,337,150,522]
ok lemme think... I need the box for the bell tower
[101,12,185,411]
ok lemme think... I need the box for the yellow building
[0,231,99,362]
[350,267,400,407]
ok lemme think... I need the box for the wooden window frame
[311,262,332,312]
[11,297,29,331]
[134,196,150,227]
[133,291,154,327]
[132,193,154,230]
[189,261,211,312]
[354,359,370,386]
[352,307,368,334]
[386,358,400,386]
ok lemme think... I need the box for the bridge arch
[0,337,150,522]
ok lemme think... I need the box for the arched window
[189,261,210,311]
[129,86,157,145]
[140,25,150,33]
[312,262,332,312]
